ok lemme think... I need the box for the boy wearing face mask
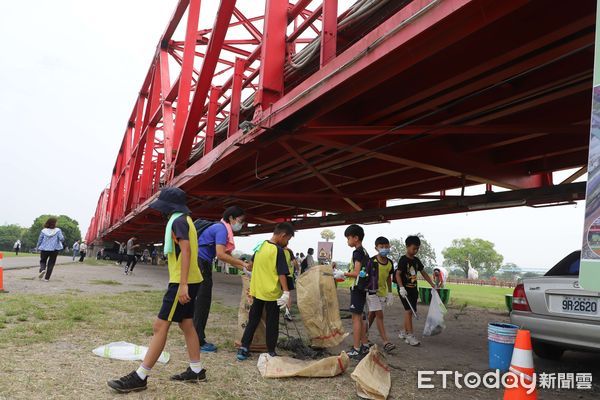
[236,223,295,361]
[366,236,396,353]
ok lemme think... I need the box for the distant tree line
[0,215,82,253]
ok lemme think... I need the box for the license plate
[559,296,599,315]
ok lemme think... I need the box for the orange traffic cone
[503,329,537,399]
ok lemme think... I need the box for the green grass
[445,283,513,310]
[88,279,122,286]
[0,252,39,258]
[336,280,513,310]
[0,291,165,348]
[0,291,241,350]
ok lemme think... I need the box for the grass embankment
[337,280,513,310]
[0,290,355,399]
[0,252,40,258]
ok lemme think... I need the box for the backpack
[193,219,218,242]
[352,248,378,293]
[300,257,308,272]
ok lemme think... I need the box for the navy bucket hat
[149,187,191,215]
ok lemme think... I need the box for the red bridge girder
[86,0,594,245]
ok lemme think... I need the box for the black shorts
[349,287,366,315]
[399,288,418,312]
[158,283,200,322]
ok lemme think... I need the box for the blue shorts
[157,283,200,322]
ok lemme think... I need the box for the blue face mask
[378,248,390,257]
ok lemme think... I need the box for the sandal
[383,342,396,353]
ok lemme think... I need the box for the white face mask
[232,221,244,232]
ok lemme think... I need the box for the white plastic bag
[423,290,447,336]
[92,341,170,364]
[467,260,479,280]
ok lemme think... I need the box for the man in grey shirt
[125,236,139,275]
[306,248,315,268]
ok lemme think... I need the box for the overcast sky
[0,0,589,270]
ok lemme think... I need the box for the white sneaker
[38,270,46,280]
[398,331,407,340]
[405,334,420,346]
[42,279,49,282]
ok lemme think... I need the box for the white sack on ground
[351,345,391,400]
[92,341,170,363]
[257,352,349,378]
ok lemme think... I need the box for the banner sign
[580,4,600,291]
[317,241,334,265]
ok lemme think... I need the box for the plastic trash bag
[92,341,170,363]
[257,351,349,378]
[467,260,479,280]
[296,265,348,347]
[351,345,391,400]
[423,289,447,336]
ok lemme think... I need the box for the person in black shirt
[333,224,371,360]
[396,235,435,346]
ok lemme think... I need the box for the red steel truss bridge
[86,0,594,244]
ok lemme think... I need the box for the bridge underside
[88,0,594,244]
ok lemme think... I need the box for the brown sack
[351,345,391,400]
[296,265,348,347]
[235,275,267,352]
[257,352,349,378]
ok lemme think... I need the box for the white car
[510,251,600,360]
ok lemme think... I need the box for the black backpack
[300,257,308,272]
[193,219,218,242]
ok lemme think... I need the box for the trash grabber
[404,295,419,320]
[286,307,305,342]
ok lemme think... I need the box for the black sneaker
[347,347,362,360]
[107,370,147,393]
[170,367,207,382]
[268,351,278,357]
[236,347,250,361]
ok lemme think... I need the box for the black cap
[149,187,191,215]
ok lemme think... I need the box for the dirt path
[1,262,598,399]
[1,255,74,270]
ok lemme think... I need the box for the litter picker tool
[404,294,419,320]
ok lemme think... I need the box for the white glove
[386,292,394,307]
[243,267,251,277]
[399,287,408,298]
[277,291,290,309]
[333,269,345,280]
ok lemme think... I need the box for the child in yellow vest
[366,236,396,353]
[237,223,295,360]
[108,188,205,393]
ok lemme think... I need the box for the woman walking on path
[36,217,65,281]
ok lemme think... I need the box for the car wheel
[532,340,564,360]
